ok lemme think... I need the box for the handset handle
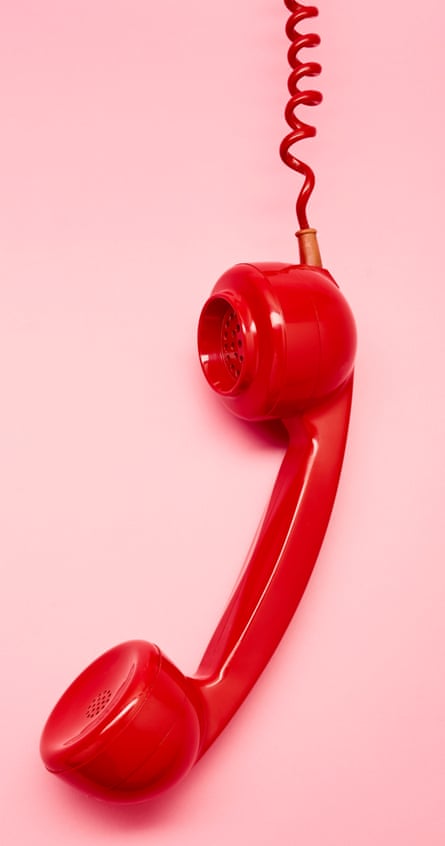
[193,377,353,755]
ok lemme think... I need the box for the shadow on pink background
[1,1,444,843]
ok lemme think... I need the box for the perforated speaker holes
[222,308,244,379]
[85,689,112,720]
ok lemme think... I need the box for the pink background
[1,1,444,843]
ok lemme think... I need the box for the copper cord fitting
[296,228,322,268]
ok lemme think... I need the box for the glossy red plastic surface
[195,262,355,752]
[40,261,356,801]
[40,641,202,800]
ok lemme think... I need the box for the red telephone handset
[40,263,356,800]
[40,3,357,803]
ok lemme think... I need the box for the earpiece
[40,642,203,800]
[40,2,357,805]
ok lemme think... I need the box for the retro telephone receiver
[40,2,356,802]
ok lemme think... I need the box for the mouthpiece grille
[222,307,244,380]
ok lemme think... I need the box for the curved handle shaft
[192,377,353,756]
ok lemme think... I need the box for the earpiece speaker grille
[85,689,112,720]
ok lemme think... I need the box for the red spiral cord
[279,1,322,232]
